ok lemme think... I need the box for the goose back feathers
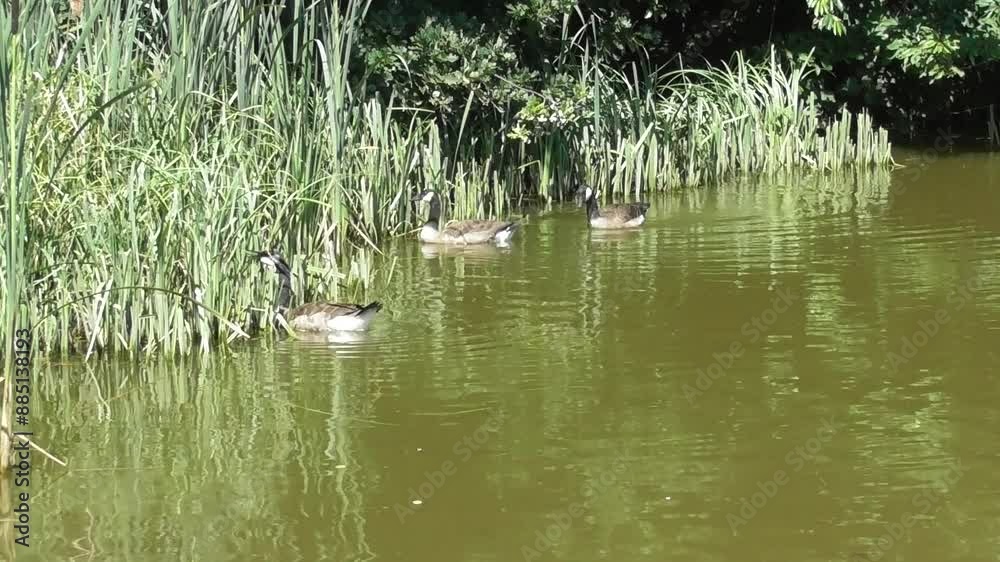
[284,301,383,332]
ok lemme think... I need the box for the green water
[16,150,1000,561]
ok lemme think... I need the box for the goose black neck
[274,272,292,316]
[586,194,600,220]
[426,195,442,229]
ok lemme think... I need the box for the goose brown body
[284,301,383,332]
[436,219,518,244]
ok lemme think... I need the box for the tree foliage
[349,0,999,137]
[808,0,1000,82]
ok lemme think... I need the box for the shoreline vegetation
[1,1,896,362]
[0,0,922,433]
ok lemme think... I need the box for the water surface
[18,149,1000,561]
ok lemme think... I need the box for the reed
[560,46,895,195]
[1,20,28,473]
[0,1,895,363]
[2,0,400,359]
[989,105,999,146]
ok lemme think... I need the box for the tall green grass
[989,105,999,146]
[563,47,894,194]
[2,0,404,359]
[1,18,28,473]
[0,1,895,362]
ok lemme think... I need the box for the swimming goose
[411,190,519,245]
[256,250,382,332]
[577,184,650,229]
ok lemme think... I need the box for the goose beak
[254,250,282,271]
[255,251,292,277]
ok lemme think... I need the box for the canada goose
[411,190,519,245]
[256,250,382,332]
[577,184,650,229]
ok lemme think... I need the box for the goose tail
[355,301,383,320]
[494,222,519,244]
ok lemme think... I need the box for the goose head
[574,184,596,203]
[411,190,438,204]
[255,250,292,277]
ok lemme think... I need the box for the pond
[18,149,1000,561]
